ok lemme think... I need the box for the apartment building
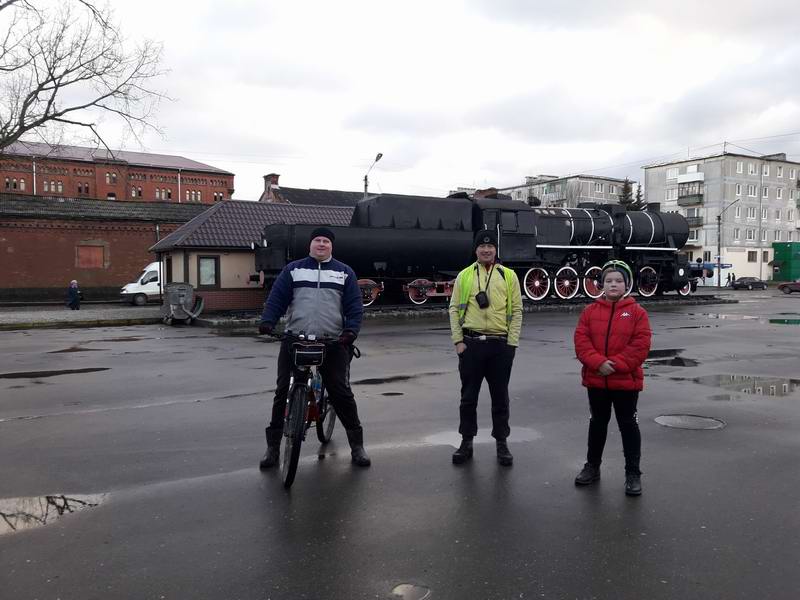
[498,174,631,208]
[643,152,800,282]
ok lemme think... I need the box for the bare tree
[0,0,164,153]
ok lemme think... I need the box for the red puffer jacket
[574,296,652,391]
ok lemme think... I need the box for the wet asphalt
[1,290,799,599]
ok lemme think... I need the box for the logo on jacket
[620,311,631,318]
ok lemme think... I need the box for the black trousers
[585,387,641,474]
[268,339,362,433]
[457,338,515,440]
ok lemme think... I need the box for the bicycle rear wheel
[315,384,337,443]
[281,385,307,489]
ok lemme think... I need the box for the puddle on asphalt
[0,367,109,379]
[352,371,449,385]
[424,427,541,447]
[644,348,699,368]
[381,391,404,396]
[392,584,431,600]
[212,329,260,338]
[216,355,258,361]
[708,394,733,401]
[675,374,800,397]
[687,313,760,321]
[48,346,108,354]
[655,414,725,430]
[0,494,108,536]
[84,337,143,343]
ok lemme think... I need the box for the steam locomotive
[254,193,692,305]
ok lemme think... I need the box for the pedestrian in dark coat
[573,261,651,496]
[67,280,82,310]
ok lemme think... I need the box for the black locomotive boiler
[254,193,692,305]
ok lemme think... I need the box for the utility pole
[717,197,741,288]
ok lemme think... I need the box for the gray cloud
[343,106,460,136]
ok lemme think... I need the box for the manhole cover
[655,414,725,430]
[391,584,431,600]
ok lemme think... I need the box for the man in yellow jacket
[448,229,523,466]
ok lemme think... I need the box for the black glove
[258,322,273,335]
[338,330,357,345]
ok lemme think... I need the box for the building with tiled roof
[1,140,235,204]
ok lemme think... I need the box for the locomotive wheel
[407,279,430,305]
[523,267,550,301]
[358,279,381,307]
[637,266,659,297]
[677,282,692,296]
[582,266,603,299]
[554,266,579,300]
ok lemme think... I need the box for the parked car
[777,281,800,294]
[731,277,768,290]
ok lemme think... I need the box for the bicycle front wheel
[315,384,337,443]
[281,385,307,489]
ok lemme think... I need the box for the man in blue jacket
[258,227,371,468]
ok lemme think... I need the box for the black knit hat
[473,229,497,250]
[310,227,335,243]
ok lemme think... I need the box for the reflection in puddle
[0,367,109,379]
[679,374,800,397]
[768,318,800,325]
[424,427,541,447]
[0,494,107,535]
[645,348,699,368]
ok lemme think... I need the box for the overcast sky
[108,0,800,199]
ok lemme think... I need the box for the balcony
[686,216,704,228]
[677,193,704,206]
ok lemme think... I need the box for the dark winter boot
[625,471,642,496]
[575,463,601,486]
[496,439,513,467]
[346,427,371,467]
[259,428,282,470]
[452,437,473,464]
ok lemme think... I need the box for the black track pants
[585,387,641,474]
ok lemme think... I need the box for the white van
[120,262,162,306]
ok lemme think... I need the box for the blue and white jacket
[260,256,363,338]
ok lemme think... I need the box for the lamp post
[363,152,383,200]
[717,197,741,289]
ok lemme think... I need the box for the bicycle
[272,332,342,488]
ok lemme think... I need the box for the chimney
[260,173,281,202]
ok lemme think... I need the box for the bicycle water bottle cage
[293,342,326,366]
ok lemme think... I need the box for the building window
[762,186,769,199]
[665,188,678,201]
[50,180,55,192]
[20,178,25,191]
[747,207,756,219]
[789,231,794,242]
[688,229,698,241]
[792,190,796,200]
[130,187,136,198]
[167,189,172,200]
[777,166,784,178]
[56,181,62,193]
[703,250,711,262]
[197,191,202,202]
[105,172,110,184]
[686,164,698,173]
[749,163,756,175]
[776,209,782,221]
[43,180,49,192]
[761,207,768,220]
[747,184,756,197]
[76,245,104,269]
[747,251,757,262]
[155,188,160,200]
[185,190,190,201]
[788,209,794,221]
[77,183,83,194]
[735,183,742,196]
[111,173,117,184]
[763,250,769,262]
[594,182,603,193]
[735,205,741,218]
[746,229,754,241]
[777,188,783,200]
[666,167,678,180]
[734,228,741,240]
[791,168,797,179]
[762,164,770,176]
[775,230,782,241]
[198,256,220,288]
[761,229,767,242]
[737,161,743,174]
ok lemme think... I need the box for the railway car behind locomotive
[254,194,692,305]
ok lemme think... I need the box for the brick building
[0,194,209,302]
[0,141,234,204]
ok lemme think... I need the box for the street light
[717,197,741,289]
[363,152,383,200]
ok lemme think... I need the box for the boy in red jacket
[573,261,652,496]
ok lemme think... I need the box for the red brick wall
[0,156,234,204]
[196,288,265,312]
[0,218,182,299]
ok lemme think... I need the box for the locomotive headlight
[678,268,685,276]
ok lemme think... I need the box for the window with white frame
[748,184,756,196]
[594,182,603,193]
[665,188,678,201]
[762,186,769,198]
[734,228,741,240]
[763,250,769,262]
[791,168,797,179]
[747,207,756,219]
[749,163,756,175]
[737,161,743,173]
[155,188,161,200]
[762,164,770,176]
[789,231,794,242]
[105,172,110,184]
[19,178,25,191]
[788,209,795,221]
[130,187,136,198]
[736,183,742,196]
[791,189,796,200]
[775,230,782,241]
[686,164,698,173]
[777,166,784,177]
[777,188,783,200]
[747,250,757,262]
[761,229,768,242]
[686,207,701,217]
[609,185,616,194]
[746,229,755,241]
[666,167,678,180]
[776,209,781,221]
[762,208,768,220]
[43,180,49,192]
[735,205,741,218]
[688,229,698,241]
